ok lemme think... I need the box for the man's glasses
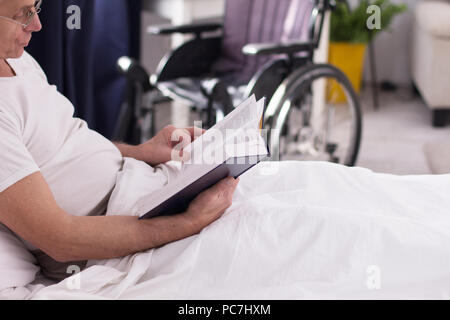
[0,0,42,29]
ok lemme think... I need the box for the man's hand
[139,125,198,166]
[114,125,205,166]
[182,177,240,232]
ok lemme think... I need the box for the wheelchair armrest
[147,22,223,37]
[242,41,316,56]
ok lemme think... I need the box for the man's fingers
[170,129,192,161]
[185,126,206,141]
[168,126,206,162]
[179,149,191,162]
[226,176,239,186]
[167,125,205,143]
[223,177,239,204]
[171,128,191,144]
[214,177,239,192]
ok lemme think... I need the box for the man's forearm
[55,213,199,262]
[113,142,145,161]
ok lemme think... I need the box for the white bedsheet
[4,159,450,299]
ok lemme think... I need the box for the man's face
[0,0,42,59]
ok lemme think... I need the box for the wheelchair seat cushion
[157,78,209,108]
[157,77,245,112]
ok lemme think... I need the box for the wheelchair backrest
[212,0,315,85]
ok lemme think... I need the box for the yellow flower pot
[327,42,367,103]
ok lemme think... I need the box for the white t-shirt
[0,51,124,249]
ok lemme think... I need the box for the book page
[182,95,257,157]
[221,98,267,159]
[186,96,265,163]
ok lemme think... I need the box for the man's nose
[26,13,42,32]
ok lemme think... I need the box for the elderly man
[0,0,239,279]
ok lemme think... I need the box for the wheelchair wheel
[265,64,362,166]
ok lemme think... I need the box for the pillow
[0,223,40,292]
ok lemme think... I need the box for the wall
[360,0,422,86]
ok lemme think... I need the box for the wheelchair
[115,0,362,166]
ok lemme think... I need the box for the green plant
[330,0,408,43]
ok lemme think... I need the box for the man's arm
[0,172,238,263]
[113,142,145,161]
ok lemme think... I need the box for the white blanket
[5,159,450,299]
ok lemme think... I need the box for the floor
[152,86,450,176]
[356,87,450,175]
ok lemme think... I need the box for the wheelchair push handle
[316,0,338,10]
[116,56,153,92]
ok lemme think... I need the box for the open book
[138,95,269,219]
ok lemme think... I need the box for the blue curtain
[27,0,141,139]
